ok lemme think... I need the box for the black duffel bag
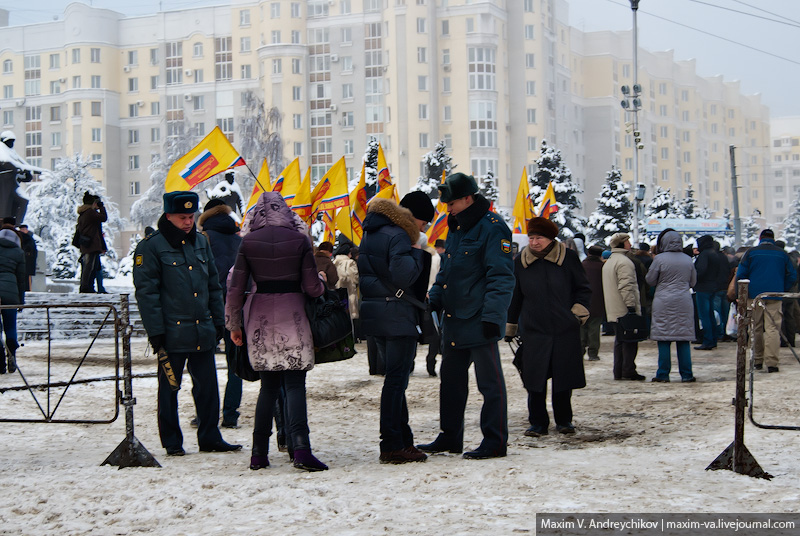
[232,331,260,382]
[305,287,353,349]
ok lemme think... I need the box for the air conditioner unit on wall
[330,54,339,62]
[443,64,451,72]
[184,94,192,101]
[136,100,145,107]
[329,104,337,111]
[123,65,131,72]
[185,69,193,77]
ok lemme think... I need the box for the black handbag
[305,286,353,349]
[616,312,649,342]
[232,332,260,382]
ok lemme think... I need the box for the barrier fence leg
[706,280,771,479]
[102,294,160,469]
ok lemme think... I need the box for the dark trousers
[222,329,243,424]
[366,335,386,375]
[439,342,508,451]
[528,388,573,428]
[612,327,639,379]
[157,349,223,451]
[696,291,717,347]
[79,252,99,293]
[253,370,309,455]
[426,335,440,367]
[94,255,106,293]
[376,335,417,452]
[580,316,602,357]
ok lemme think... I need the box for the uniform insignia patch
[501,239,511,254]
[184,201,193,209]
[135,254,143,266]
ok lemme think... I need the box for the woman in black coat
[506,218,591,437]
[0,228,25,374]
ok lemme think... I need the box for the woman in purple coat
[226,192,327,471]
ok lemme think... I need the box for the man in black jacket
[74,192,107,293]
[358,192,431,464]
[694,235,720,350]
[199,198,243,428]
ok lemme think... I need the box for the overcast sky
[3,0,799,117]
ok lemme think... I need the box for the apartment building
[768,116,800,227]
[0,0,771,252]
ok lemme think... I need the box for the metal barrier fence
[0,294,159,468]
[707,279,800,480]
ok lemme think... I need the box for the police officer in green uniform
[417,173,515,459]
[133,191,241,457]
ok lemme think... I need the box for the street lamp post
[633,183,646,246]
[621,1,644,245]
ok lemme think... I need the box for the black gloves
[627,306,636,314]
[482,321,500,340]
[149,334,166,353]
[504,335,515,343]
[215,325,225,344]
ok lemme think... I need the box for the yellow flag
[377,144,399,201]
[166,126,245,192]
[273,158,301,207]
[244,158,271,214]
[334,162,367,244]
[513,167,533,233]
[291,168,313,223]
[537,181,559,218]
[368,184,395,204]
[310,157,350,216]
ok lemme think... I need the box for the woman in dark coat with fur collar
[506,217,591,437]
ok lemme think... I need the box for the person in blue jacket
[417,173,515,459]
[735,228,797,373]
[133,191,241,456]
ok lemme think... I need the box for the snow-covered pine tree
[412,140,455,199]
[643,186,678,219]
[530,139,584,238]
[782,193,800,250]
[51,234,79,279]
[363,138,379,198]
[237,91,283,197]
[586,167,632,245]
[478,170,499,205]
[742,209,762,246]
[696,204,713,219]
[117,233,142,277]
[25,153,125,278]
[676,183,697,218]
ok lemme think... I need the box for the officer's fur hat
[163,191,199,214]
[526,217,558,239]
[438,172,479,203]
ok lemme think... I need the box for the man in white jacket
[602,233,645,381]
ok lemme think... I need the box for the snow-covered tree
[237,91,283,197]
[363,138,379,198]
[51,235,79,279]
[25,153,125,278]
[676,183,697,218]
[742,209,762,246]
[586,167,632,245]
[117,233,141,277]
[479,170,499,205]
[413,140,455,199]
[782,193,800,250]
[643,186,678,219]
[695,204,713,219]
[530,139,584,238]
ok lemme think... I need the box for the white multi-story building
[0,0,771,251]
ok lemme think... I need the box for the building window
[525,25,535,40]
[468,47,496,90]
[527,109,536,124]
[528,137,537,152]
[342,56,353,71]
[242,64,252,78]
[341,0,352,14]
[217,117,234,142]
[293,86,301,101]
[525,53,535,69]
[443,77,450,92]
[418,76,428,91]
[192,95,204,111]
[341,111,354,127]
[73,102,82,116]
[128,77,138,92]
[91,128,102,142]
[240,8,251,25]
[151,127,161,143]
[72,75,81,89]
[417,18,426,33]
[524,0,534,12]
[50,106,61,122]
[91,75,101,89]
[91,48,100,63]
[443,105,451,121]
[661,169,669,181]
[661,148,669,160]
[194,122,205,136]
[241,37,252,52]
[341,28,352,44]
[128,104,137,117]
[292,30,301,44]
[419,133,429,148]
[215,37,233,81]
[151,75,159,90]
[194,70,204,83]
[683,151,691,163]
[128,129,140,144]
[293,114,302,129]
[419,104,428,120]
[129,155,140,170]
[49,54,60,69]
[344,139,354,154]
[72,48,80,64]
[150,48,159,65]
[272,59,281,74]
[51,132,61,147]
[466,18,475,33]
[526,81,536,95]
[291,58,301,74]
[417,47,427,63]
[442,20,449,36]
[294,142,302,156]
[151,101,160,115]
[166,42,183,85]
[291,3,301,17]
[130,181,141,196]
[342,83,353,99]
[193,43,203,58]
[91,101,101,116]
[3,85,13,99]
[24,55,41,97]
[270,3,280,18]
[90,154,102,168]
[3,110,12,125]
[469,101,497,148]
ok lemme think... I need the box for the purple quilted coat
[225,192,324,371]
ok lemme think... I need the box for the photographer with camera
[73,191,107,293]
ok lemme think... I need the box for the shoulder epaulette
[144,230,160,240]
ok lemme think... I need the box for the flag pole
[242,161,268,192]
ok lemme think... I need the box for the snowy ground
[1,334,799,535]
